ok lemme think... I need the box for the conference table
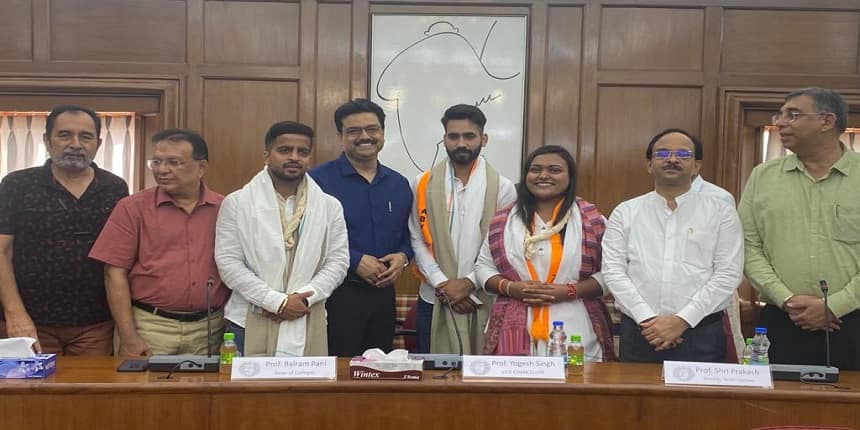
[1,357,858,430]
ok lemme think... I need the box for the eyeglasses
[343,125,382,139]
[147,158,189,170]
[771,111,828,124]
[653,149,694,160]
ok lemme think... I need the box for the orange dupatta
[524,200,564,342]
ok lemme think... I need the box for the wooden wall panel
[722,10,860,74]
[544,6,583,150]
[204,1,300,65]
[202,79,299,194]
[0,0,33,61]
[594,86,702,213]
[314,2,353,164]
[50,0,187,63]
[598,7,704,71]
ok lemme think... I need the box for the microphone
[148,277,220,373]
[430,297,465,379]
[820,280,831,369]
[770,279,839,382]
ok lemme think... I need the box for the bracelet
[277,296,289,313]
[498,278,509,296]
[504,281,512,297]
[567,283,578,300]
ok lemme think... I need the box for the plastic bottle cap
[570,335,582,342]
[224,332,235,341]
[754,327,767,334]
[552,321,564,327]
[745,338,753,345]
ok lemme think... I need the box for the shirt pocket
[683,229,717,270]
[834,203,860,244]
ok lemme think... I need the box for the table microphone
[148,277,220,373]
[769,279,839,382]
[432,297,465,379]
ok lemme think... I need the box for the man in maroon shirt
[90,129,228,356]
[0,105,128,355]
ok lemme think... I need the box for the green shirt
[739,149,860,317]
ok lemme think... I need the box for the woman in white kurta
[475,145,616,360]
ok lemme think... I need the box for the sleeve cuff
[630,303,657,325]
[263,291,288,313]
[828,289,858,318]
[675,308,704,328]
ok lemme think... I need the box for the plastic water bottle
[548,321,567,361]
[741,338,753,365]
[220,332,238,374]
[750,327,770,365]
[567,335,584,375]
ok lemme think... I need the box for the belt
[131,300,219,322]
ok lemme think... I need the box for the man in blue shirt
[310,98,414,357]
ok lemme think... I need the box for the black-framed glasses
[653,149,694,160]
[771,111,828,124]
[343,125,382,139]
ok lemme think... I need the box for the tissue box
[349,356,423,381]
[0,354,57,379]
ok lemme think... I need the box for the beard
[447,146,481,166]
[52,151,92,170]
[269,164,305,182]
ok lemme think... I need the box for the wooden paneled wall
[1,0,859,213]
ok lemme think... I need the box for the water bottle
[567,335,584,375]
[750,327,770,365]
[220,332,238,374]
[548,321,567,361]
[741,338,753,365]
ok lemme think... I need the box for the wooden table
[1,357,858,430]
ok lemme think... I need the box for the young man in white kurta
[603,129,743,363]
[409,104,515,354]
[215,121,348,356]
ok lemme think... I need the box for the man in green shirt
[739,87,860,370]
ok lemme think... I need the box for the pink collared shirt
[90,184,229,311]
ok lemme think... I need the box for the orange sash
[525,201,564,342]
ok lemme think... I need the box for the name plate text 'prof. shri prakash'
[663,361,773,388]
[230,356,336,381]
[462,355,566,381]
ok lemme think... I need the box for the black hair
[333,98,385,133]
[441,104,487,133]
[516,145,577,232]
[646,128,703,161]
[152,128,209,161]
[264,121,315,151]
[46,105,101,138]
[786,87,849,133]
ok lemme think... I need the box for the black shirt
[0,161,128,326]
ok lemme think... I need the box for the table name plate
[230,356,337,380]
[663,361,773,388]
[462,355,566,381]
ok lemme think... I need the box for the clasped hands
[784,295,841,332]
[263,291,314,323]
[356,253,408,287]
[640,315,689,351]
[505,280,569,305]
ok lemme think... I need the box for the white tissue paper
[0,337,37,358]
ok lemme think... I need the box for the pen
[389,201,392,213]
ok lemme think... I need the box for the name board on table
[663,361,773,388]
[462,355,566,381]
[231,356,336,381]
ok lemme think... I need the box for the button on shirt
[602,190,743,327]
[310,153,414,270]
[0,161,128,326]
[89,185,229,311]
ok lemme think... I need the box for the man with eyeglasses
[90,129,228,356]
[408,104,516,354]
[603,128,743,363]
[740,87,860,370]
[0,105,128,355]
[309,99,414,357]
